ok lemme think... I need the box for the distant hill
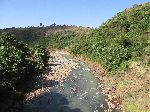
[0,25,90,44]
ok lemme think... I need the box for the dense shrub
[31,45,49,70]
[0,32,49,89]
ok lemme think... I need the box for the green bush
[0,32,49,89]
[31,45,49,70]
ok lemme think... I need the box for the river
[21,52,108,112]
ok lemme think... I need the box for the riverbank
[24,51,79,101]
[74,55,123,112]
[22,50,110,112]
[74,53,150,112]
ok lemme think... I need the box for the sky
[0,0,150,28]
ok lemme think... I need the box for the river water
[22,55,108,112]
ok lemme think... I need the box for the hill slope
[71,2,150,72]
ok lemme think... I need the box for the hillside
[71,2,150,72]
[0,25,90,44]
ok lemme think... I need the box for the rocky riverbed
[21,51,120,112]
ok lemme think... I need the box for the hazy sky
[0,0,149,28]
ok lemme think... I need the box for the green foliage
[71,2,150,72]
[0,32,49,89]
[31,45,49,70]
